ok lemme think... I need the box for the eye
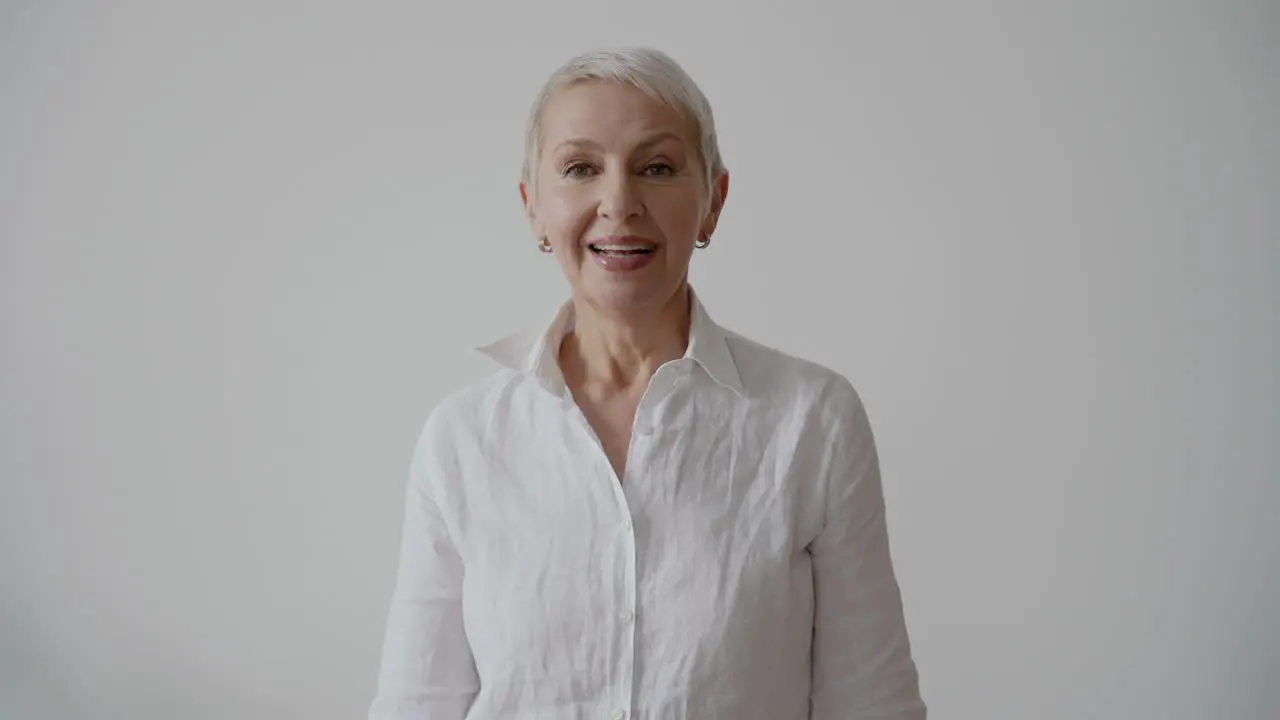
[642,162,676,177]
[562,162,596,179]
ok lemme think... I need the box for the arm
[369,420,479,719]
[809,379,926,719]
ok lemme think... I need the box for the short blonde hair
[521,46,726,195]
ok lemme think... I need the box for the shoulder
[721,327,868,422]
[412,367,528,452]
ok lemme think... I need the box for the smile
[587,238,659,272]
[588,243,657,256]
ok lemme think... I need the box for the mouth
[588,237,658,257]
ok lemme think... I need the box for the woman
[370,47,926,720]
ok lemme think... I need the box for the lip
[588,234,658,273]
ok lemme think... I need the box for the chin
[580,278,678,316]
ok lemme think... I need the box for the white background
[3,2,1277,718]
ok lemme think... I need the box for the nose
[596,169,644,221]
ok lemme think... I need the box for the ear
[520,181,543,237]
[700,171,730,239]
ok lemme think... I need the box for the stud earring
[537,236,552,253]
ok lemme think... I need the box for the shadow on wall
[0,593,90,720]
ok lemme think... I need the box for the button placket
[610,363,690,719]
[613,440,638,720]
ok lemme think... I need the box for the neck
[560,284,692,393]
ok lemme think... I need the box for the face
[521,80,728,317]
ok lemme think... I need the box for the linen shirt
[369,289,926,720]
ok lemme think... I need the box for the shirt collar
[474,286,745,398]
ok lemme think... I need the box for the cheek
[541,190,593,232]
[651,192,706,236]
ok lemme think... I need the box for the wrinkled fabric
[369,288,925,720]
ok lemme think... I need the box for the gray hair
[520,46,726,195]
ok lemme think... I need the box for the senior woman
[369,47,926,720]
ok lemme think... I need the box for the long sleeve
[369,421,479,720]
[809,379,926,719]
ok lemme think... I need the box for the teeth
[592,244,654,252]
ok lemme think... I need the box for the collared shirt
[369,288,926,720]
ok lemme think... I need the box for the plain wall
[3,2,1277,718]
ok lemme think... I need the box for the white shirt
[369,288,926,720]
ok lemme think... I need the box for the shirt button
[620,519,632,533]
[610,710,627,720]
[619,609,634,623]
[633,424,652,436]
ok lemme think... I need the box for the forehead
[540,80,695,148]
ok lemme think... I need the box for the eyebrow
[551,131,686,155]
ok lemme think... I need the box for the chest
[450,398,823,689]
[451,379,826,592]
[574,392,640,480]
